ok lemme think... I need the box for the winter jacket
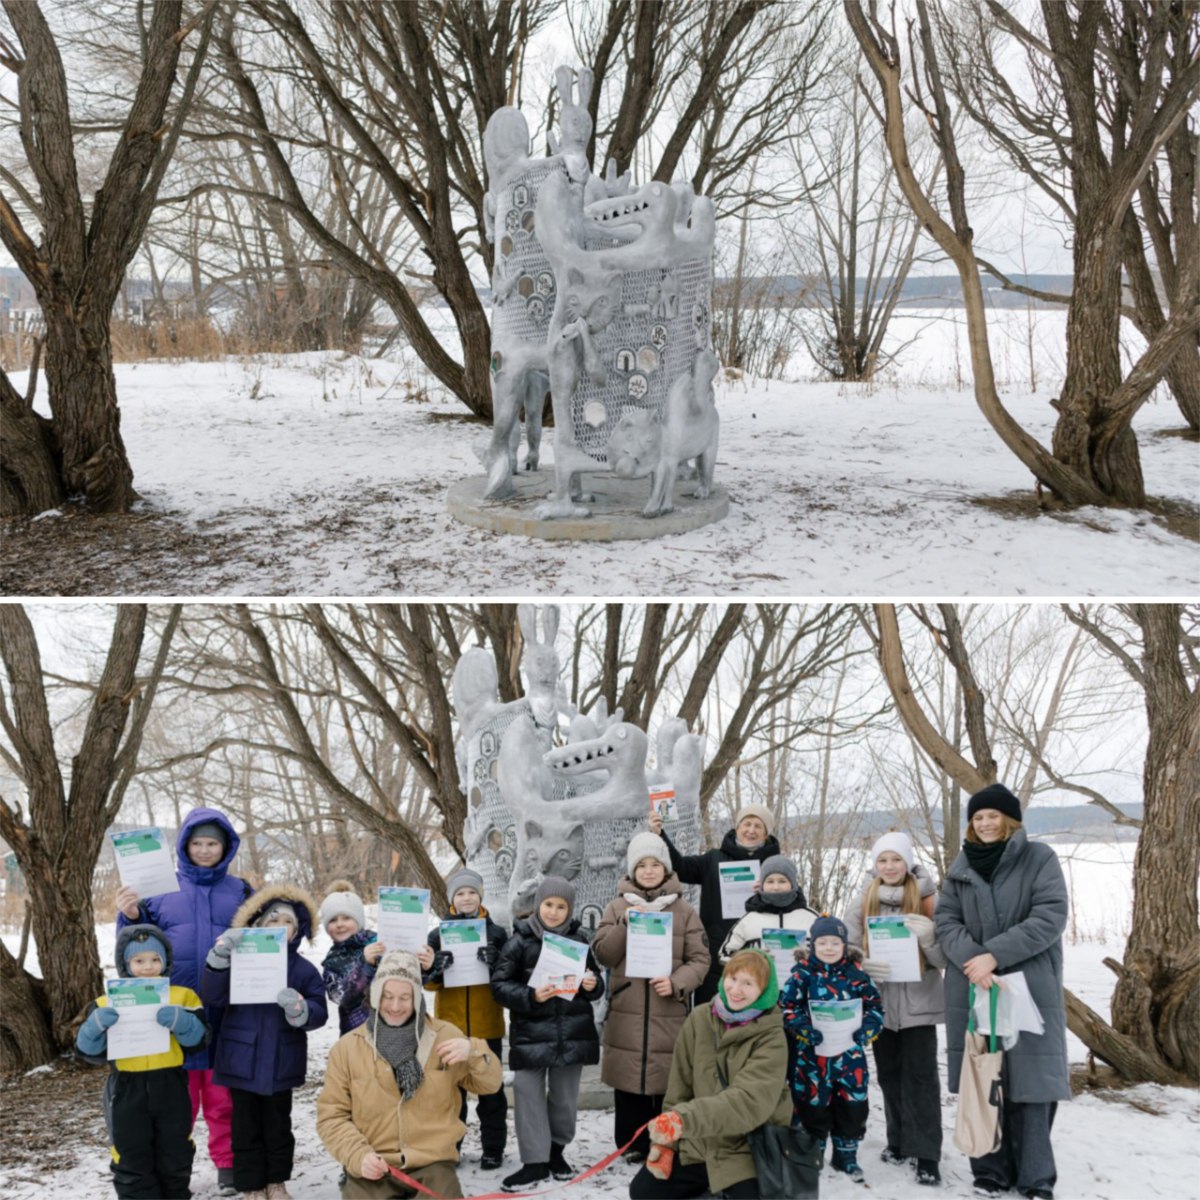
[116,806,253,1069]
[322,930,379,1035]
[663,1000,792,1196]
[317,1014,501,1178]
[718,891,820,961]
[661,828,785,954]
[592,874,710,1095]
[200,883,329,1096]
[424,906,508,1041]
[490,916,605,1070]
[781,953,884,1108]
[843,863,946,1031]
[936,828,1070,1103]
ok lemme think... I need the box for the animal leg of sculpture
[484,371,524,499]
[523,370,547,471]
[695,428,718,499]
[533,335,592,519]
[644,458,678,517]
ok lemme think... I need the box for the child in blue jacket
[76,924,210,1199]
[200,883,328,1199]
[780,914,884,1185]
[318,880,382,1034]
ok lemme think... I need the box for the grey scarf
[368,1011,424,1100]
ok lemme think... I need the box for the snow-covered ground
[4,309,1196,597]
[3,840,1198,1199]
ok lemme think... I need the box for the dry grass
[972,490,1200,544]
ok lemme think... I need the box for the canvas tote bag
[953,982,1004,1156]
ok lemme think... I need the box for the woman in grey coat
[845,830,946,1187]
[935,784,1069,1200]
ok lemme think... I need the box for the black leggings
[629,1159,758,1199]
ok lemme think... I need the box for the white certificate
[760,928,804,982]
[440,919,490,988]
[230,927,288,1005]
[973,971,1045,1038]
[105,977,170,1060]
[811,998,862,1058]
[109,827,179,899]
[626,910,674,979]
[528,930,589,1000]
[866,915,922,983]
[377,887,430,953]
[718,860,760,919]
[648,786,678,823]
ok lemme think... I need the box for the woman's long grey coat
[935,828,1071,1103]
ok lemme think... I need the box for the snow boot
[973,1181,1006,1197]
[502,1162,550,1192]
[916,1158,942,1186]
[881,1145,909,1165]
[549,1142,575,1180]
[217,1168,238,1197]
[480,1152,504,1170]
[1021,1190,1053,1199]
[831,1137,865,1184]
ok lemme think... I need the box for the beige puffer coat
[592,873,710,1095]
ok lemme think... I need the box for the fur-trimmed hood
[229,881,319,942]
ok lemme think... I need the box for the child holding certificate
[593,833,710,1163]
[490,876,604,1193]
[200,884,328,1200]
[780,914,883,1184]
[76,924,210,1199]
[422,867,510,1171]
[843,831,946,1186]
[318,881,384,1035]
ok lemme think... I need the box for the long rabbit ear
[593,695,608,725]
[575,67,593,110]
[555,65,575,106]
[518,604,537,644]
[542,606,559,644]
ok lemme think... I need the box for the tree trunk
[0,938,55,1074]
[0,365,64,516]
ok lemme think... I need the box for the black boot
[549,1142,574,1180]
[881,1146,909,1165]
[916,1159,942,1186]
[480,1151,504,1171]
[502,1163,549,1192]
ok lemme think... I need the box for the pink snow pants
[189,1069,234,1168]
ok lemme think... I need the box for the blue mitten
[809,1028,824,1048]
[277,987,308,1028]
[205,927,246,970]
[156,1005,206,1047]
[77,1006,119,1056]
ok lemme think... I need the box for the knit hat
[733,803,774,838]
[186,821,229,851]
[758,854,799,907]
[626,832,671,877]
[870,831,915,873]
[119,927,168,975]
[534,874,576,919]
[809,914,848,948]
[967,783,1022,825]
[369,948,424,1012]
[445,867,485,905]
[319,880,365,933]
[254,900,298,930]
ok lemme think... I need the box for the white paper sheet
[440,919,490,988]
[625,910,674,979]
[105,977,170,1060]
[377,887,431,953]
[230,927,288,1005]
[760,927,804,982]
[528,930,589,999]
[866,914,922,983]
[648,786,678,823]
[718,860,760,919]
[973,971,1045,1038]
[109,827,179,899]
[810,997,862,1058]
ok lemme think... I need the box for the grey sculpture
[456,603,702,929]
[479,64,719,523]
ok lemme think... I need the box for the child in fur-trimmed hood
[200,883,328,1200]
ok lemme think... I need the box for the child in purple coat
[116,806,252,1195]
[318,880,383,1034]
[200,883,328,1200]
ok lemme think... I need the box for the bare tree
[0,2,214,514]
[0,604,179,1071]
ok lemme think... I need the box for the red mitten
[648,1110,684,1145]
[646,1145,675,1180]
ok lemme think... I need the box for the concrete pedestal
[448,469,729,541]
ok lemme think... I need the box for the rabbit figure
[517,604,563,737]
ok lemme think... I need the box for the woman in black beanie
[935,784,1070,1200]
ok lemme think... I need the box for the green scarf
[717,949,779,1014]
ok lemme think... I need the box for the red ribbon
[384,1120,652,1200]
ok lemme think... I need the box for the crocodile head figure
[585,180,678,241]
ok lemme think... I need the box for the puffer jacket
[718,891,820,961]
[200,883,328,1095]
[424,906,508,1040]
[490,916,604,1070]
[936,829,1070,1103]
[664,1001,792,1196]
[117,806,253,1069]
[316,1014,501,1178]
[843,862,946,1030]
[592,874,710,1095]
[322,929,379,1035]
